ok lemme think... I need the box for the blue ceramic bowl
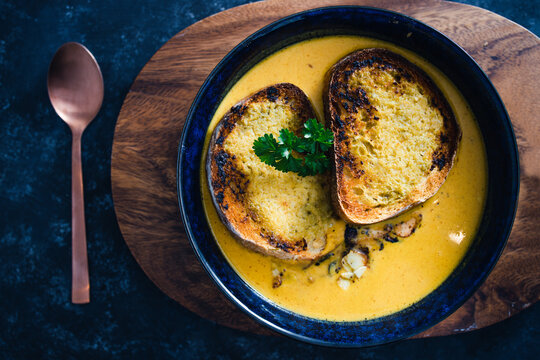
[178,6,519,347]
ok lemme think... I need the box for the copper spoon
[47,42,104,304]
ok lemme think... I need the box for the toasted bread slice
[324,48,461,224]
[207,83,337,260]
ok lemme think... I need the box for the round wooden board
[111,0,540,338]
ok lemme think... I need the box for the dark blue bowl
[178,6,519,347]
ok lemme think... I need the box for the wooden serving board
[111,0,540,337]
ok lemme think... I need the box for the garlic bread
[324,48,461,224]
[207,83,338,260]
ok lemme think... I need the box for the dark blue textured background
[0,0,538,358]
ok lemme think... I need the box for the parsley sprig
[252,118,334,176]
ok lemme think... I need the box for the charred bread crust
[324,48,461,224]
[207,83,325,260]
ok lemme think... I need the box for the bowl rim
[177,5,519,347]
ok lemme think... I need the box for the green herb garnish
[252,118,334,176]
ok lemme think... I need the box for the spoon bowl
[47,42,104,304]
[48,42,104,130]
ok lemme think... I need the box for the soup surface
[200,36,487,321]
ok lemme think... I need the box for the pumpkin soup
[200,36,487,321]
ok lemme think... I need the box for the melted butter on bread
[347,66,444,207]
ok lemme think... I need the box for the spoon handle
[71,132,90,304]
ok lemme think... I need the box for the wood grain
[111,0,540,338]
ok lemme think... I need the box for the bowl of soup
[177,6,519,346]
